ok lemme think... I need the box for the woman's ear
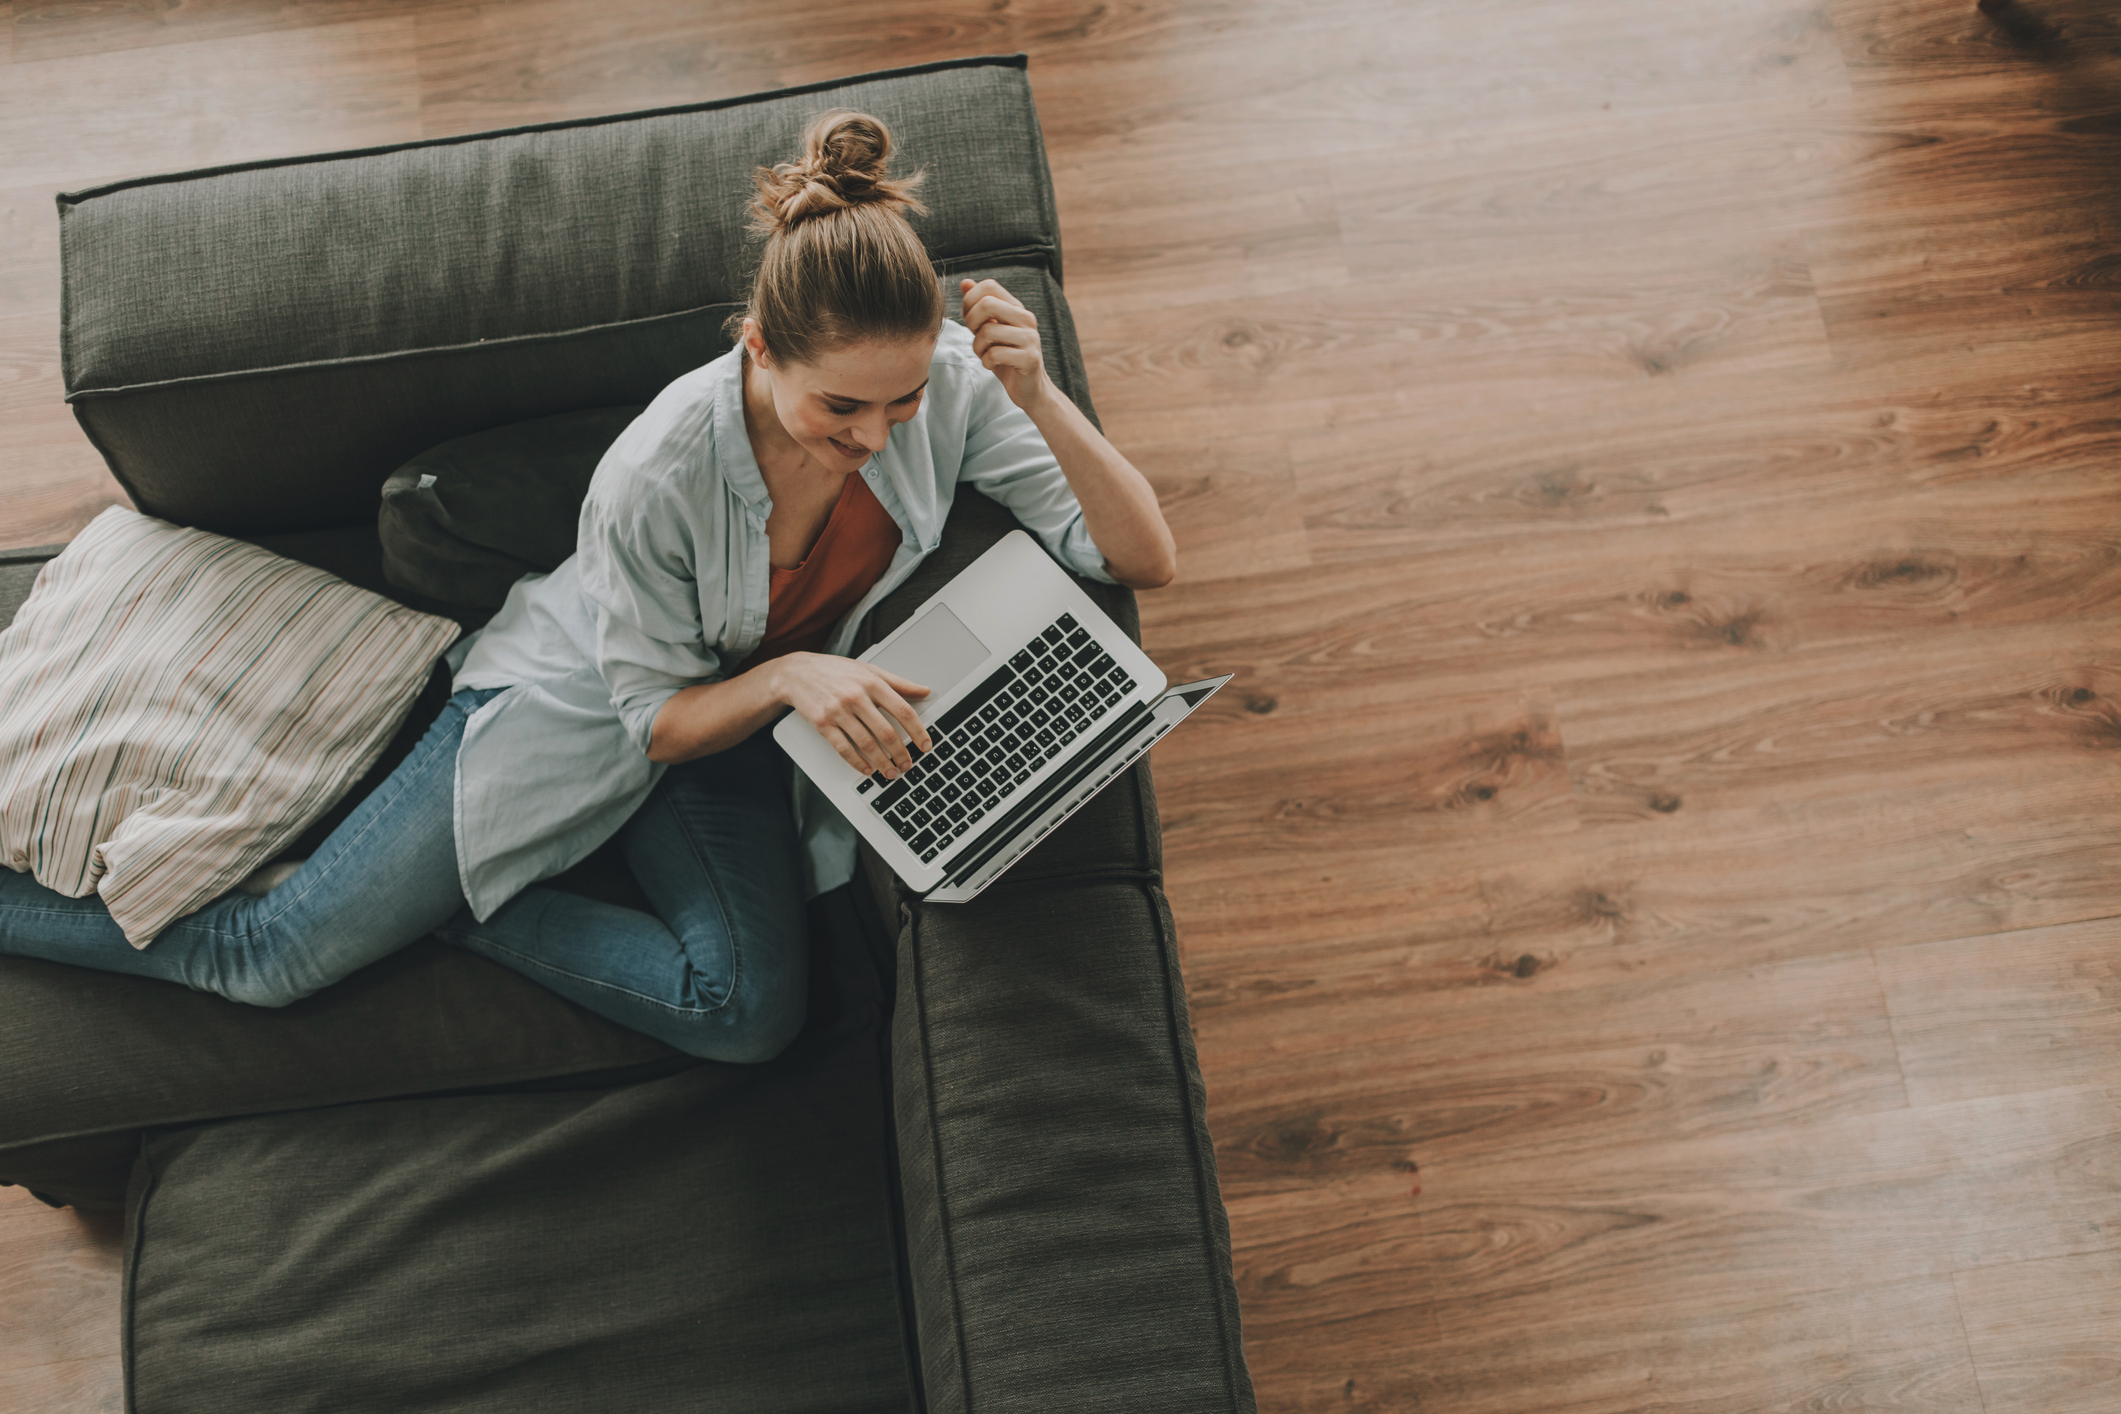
[741,317,772,369]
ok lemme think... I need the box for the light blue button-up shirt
[446,317,1118,919]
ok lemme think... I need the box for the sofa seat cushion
[0,507,460,945]
[121,886,917,1414]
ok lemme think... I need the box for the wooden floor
[6,0,2121,1408]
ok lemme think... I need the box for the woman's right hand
[772,652,933,779]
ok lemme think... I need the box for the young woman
[0,110,1176,1063]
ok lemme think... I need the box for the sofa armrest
[0,545,61,627]
[853,483,1252,1412]
[884,872,1254,1413]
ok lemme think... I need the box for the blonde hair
[733,109,943,367]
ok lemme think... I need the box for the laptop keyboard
[856,612,1138,863]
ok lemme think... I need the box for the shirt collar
[712,345,772,513]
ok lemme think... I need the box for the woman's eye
[826,404,857,417]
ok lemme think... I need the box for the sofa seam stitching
[0,1051,677,1150]
[1150,879,1245,1407]
[64,248,1063,401]
[861,883,931,1414]
[64,300,744,399]
[909,901,976,1412]
[120,1131,154,1414]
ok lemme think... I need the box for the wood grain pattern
[0,183,59,318]
[1269,1276,1987,1414]
[1877,916,2121,1108]
[1205,945,1906,1189]
[1232,1086,2120,1397]
[1955,1245,2121,1413]
[0,18,423,193]
[0,1186,123,1412]
[7,0,2121,1408]
[11,0,429,64]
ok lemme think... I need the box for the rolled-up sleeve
[954,374,1118,586]
[576,484,722,757]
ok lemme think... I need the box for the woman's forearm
[647,659,788,765]
[1023,385,1178,590]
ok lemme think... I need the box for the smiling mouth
[829,436,867,460]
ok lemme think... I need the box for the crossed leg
[435,727,810,1064]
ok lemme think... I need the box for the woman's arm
[649,653,934,775]
[960,278,1178,590]
[646,664,789,765]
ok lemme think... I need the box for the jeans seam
[646,780,746,1013]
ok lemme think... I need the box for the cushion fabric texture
[0,507,459,945]
[0,937,687,1210]
[886,878,1253,1414]
[0,542,683,1213]
[379,405,645,610]
[122,885,920,1414]
[57,55,1083,536]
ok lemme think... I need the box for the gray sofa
[0,56,1255,1414]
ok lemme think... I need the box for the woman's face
[744,319,935,470]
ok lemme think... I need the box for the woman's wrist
[760,652,808,708]
[758,653,790,707]
[1017,375,1070,425]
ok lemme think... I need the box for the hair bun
[750,109,926,234]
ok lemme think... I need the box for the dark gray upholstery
[0,936,686,1211]
[886,880,1248,1414]
[0,547,58,627]
[58,56,1085,536]
[125,888,918,1414]
[10,52,1255,1414]
[380,405,647,610]
[369,268,1101,616]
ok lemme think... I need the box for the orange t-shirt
[744,471,902,672]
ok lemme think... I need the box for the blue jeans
[0,688,808,1064]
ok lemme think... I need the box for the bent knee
[218,961,325,1010]
[675,979,806,1065]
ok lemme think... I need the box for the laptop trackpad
[871,603,991,710]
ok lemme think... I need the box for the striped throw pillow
[0,508,460,947]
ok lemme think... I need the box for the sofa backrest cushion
[58,54,1074,537]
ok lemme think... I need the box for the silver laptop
[774,529,1231,902]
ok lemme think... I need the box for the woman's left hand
[961,277,1051,413]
